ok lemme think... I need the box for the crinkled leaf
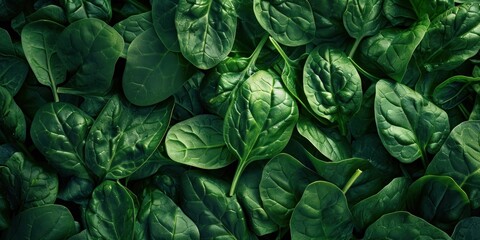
[343,0,384,39]
[122,28,192,106]
[253,0,315,46]
[85,95,174,180]
[375,80,450,163]
[452,217,480,240]
[175,0,237,69]
[62,0,112,23]
[30,102,93,179]
[166,114,234,169]
[290,181,354,240]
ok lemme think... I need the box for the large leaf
[364,211,452,239]
[290,181,354,240]
[180,170,256,239]
[224,70,298,195]
[303,46,362,132]
[152,0,180,52]
[375,80,449,163]
[136,189,199,239]
[0,152,58,211]
[0,86,26,142]
[113,11,153,56]
[85,95,174,180]
[56,18,123,96]
[21,20,66,98]
[253,0,315,46]
[417,3,480,71]
[122,28,192,106]
[0,205,76,240]
[175,0,237,69]
[260,154,319,227]
[86,181,135,240]
[426,121,480,208]
[165,114,234,169]
[30,102,93,179]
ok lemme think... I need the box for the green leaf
[310,0,349,44]
[180,170,256,239]
[452,217,480,240]
[426,121,480,208]
[407,175,471,231]
[57,176,94,205]
[137,189,199,239]
[351,177,411,230]
[410,0,454,18]
[1,205,76,240]
[0,55,29,96]
[290,181,354,240]
[253,0,315,46]
[297,116,351,161]
[0,152,58,211]
[417,3,480,71]
[359,16,430,82]
[85,95,174,180]
[175,0,237,69]
[21,20,66,101]
[122,28,193,106]
[224,70,299,195]
[86,181,135,240]
[0,0,25,21]
[113,11,153,56]
[62,0,112,23]
[172,72,205,120]
[0,86,26,142]
[343,0,384,39]
[374,80,450,163]
[152,0,180,52]
[166,114,234,169]
[56,18,123,96]
[382,0,416,27]
[363,211,452,239]
[260,154,319,227]
[0,183,10,230]
[303,46,362,132]
[30,102,93,179]
[432,75,480,109]
[237,162,278,236]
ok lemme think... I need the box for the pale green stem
[342,169,363,193]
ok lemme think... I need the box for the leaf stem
[342,169,363,193]
[348,57,382,82]
[458,103,470,119]
[229,160,248,196]
[348,37,362,58]
[269,37,295,66]
[246,34,269,71]
[51,86,59,102]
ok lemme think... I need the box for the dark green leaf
[62,0,112,23]
[85,95,174,180]
[0,86,26,142]
[0,56,29,96]
[452,217,480,240]
[310,0,348,44]
[175,0,237,69]
[382,0,416,26]
[290,181,354,240]
[113,11,153,56]
[343,0,384,39]
[122,28,192,106]
[152,0,180,52]
[410,0,454,19]
[173,72,205,120]
[432,75,480,109]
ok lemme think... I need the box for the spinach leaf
[0,86,26,143]
[351,177,411,230]
[62,0,112,23]
[224,70,299,195]
[86,181,135,240]
[432,75,480,109]
[0,205,76,240]
[426,121,480,208]
[136,188,199,239]
[113,11,153,57]
[253,0,315,46]
[363,211,452,239]
[410,0,453,19]
[310,0,348,45]
[0,152,58,211]
[175,0,237,69]
[30,102,93,179]
[172,72,205,120]
[290,181,354,240]
[375,80,450,164]
[260,154,319,227]
[85,95,174,180]
[165,114,234,169]
[0,0,25,21]
[417,3,480,71]
[0,29,28,96]
[122,28,193,106]
[237,162,278,236]
[407,175,471,231]
[180,170,256,239]
[452,217,480,240]
[152,0,180,52]
[11,5,67,34]
[21,20,66,102]
[303,46,362,134]
[57,176,94,205]
[382,0,416,26]
[0,185,9,231]
[297,116,351,161]
[358,16,430,82]
[56,18,123,96]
